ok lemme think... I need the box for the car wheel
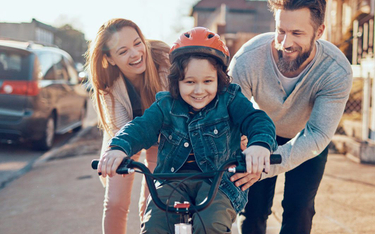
[33,114,55,151]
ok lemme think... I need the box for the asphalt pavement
[0,124,374,234]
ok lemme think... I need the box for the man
[229,0,353,233]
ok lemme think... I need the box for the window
[0,50,30,80]
[35,51,55,80]
[64,57,78,84]
[52,53,69,81]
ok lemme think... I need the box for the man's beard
[275,36,315,74]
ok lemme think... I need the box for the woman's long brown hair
[85,18,170,136]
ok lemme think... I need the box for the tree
[54,24,88,65]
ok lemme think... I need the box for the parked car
[0,39,88,150]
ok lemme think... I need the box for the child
[97,27,277,233]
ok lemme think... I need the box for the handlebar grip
[91,158,134,176]
[91,160,102,176]
[234,154,282,173]
[91,160,99,170]
[270,154,282,164]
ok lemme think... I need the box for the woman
[85,18,170,234]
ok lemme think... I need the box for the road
[0,97,97,190]
[4,98,373,233]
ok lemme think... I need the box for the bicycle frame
[91,154,281,233]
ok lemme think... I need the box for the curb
[0,124,101,190]
[33,124,100,167]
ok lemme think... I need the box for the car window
[52,53,69,81]
[64,57,79,84]
[35,51,56,80]
[0,50,30,80]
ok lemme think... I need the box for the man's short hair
[268,0,326,30]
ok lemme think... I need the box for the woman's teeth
[130,57,142,65]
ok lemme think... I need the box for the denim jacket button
[184,142,189,147]
[168,135,172,140]
[213,129,218,134]
[171,167,175,172]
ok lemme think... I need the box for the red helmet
[169,27,230,67]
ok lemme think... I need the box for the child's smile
[179,58,218,111]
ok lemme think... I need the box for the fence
[339,68,375,138]
[342,15,375,142]
[333,15,375,163]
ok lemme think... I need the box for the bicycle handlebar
[91,154,281,213]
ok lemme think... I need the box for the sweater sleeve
[99,79,133,156]
[229,56,253,100]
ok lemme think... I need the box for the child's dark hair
[168,53,231,99]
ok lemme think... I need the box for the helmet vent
[184,33,190,38]
[208,34,214,39]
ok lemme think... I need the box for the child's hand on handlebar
[98,149,128,177]
[242,145,271,174]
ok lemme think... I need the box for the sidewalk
[0,126,374,233]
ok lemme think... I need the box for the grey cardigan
[98,51,169,185]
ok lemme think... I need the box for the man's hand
[240,135,248,151]
[98,149,127,177]
[231,172,261,191]
[231,143,270,191]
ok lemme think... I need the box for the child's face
[179,58,218,111]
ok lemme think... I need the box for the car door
[51,52,77,132]
[35,50,70,131]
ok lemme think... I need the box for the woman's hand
[243,145,271,174]
[98,149,128,177]
[240,135,248,151]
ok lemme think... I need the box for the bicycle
[91,153,281,234]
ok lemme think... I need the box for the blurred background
[0,1,374,233]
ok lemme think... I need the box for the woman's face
[105,26,146,80]
[179,58,218,111]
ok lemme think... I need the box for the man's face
[274,8,321,74]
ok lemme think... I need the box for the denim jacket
[110,83,277,213]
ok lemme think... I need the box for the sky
[0,0,199,46]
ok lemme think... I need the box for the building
[325,0,374,64]
[190,0,274,56]
[0,18,87,64]
[325,0,375,163]
[0,18,56,46]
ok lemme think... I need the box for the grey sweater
[229,33,353,178]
